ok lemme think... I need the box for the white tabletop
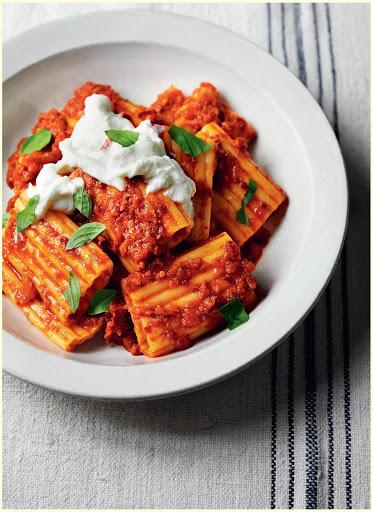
[3,3,370,509]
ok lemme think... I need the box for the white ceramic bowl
[2,10,348,399]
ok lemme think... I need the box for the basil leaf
[64,271,81,314]
[88,289,117,315]
[16,195,40,233]
[236,179,258,225]
[219,298,249,330]
[20,129,53,155]
[66,222,106,250]
[168,125,211,157]
[73,187,92,219]
[105,129,139,147]
[236,207,248,225]
[2,213,10,228]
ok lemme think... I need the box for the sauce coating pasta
[3,81,287,357]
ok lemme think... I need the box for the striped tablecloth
[3,3,370,509]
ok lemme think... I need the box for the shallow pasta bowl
[2,10,348,399]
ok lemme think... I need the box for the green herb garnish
[16,195,40,233]
[168,125,211,157]
[2,213,10,228]
[66,222,106,250]
[64,272,81,314]
[105,129,139,147]
[73,187,92,219]
[236,179,258,225]
[88,289,117,315]
[20,129,53,155]
[219,298,249,330]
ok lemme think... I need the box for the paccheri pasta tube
[123,233,257,357]
[3,81,287,356]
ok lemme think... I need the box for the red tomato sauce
[70,170,173,268]
[6,109,70,191]
[4,81,271,356]
[104,299,140,355]
[122,241,256,351]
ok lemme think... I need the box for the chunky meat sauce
[104,299,140,355]
[69,170,171,267]
[123,241,256,351]
[4,81,263,356]
[7,109,70,191]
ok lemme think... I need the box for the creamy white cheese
[27,94,196,219]
[27,168,83,219]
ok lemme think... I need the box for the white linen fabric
[2,3,370,509]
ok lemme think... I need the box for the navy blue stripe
[312,4,323,105]
[325,283,335,509]
[294,4,318,508]
[267,3,273,55]
[267,5,277,509]
[281,4,289,68]
[304,310,318,509]
[340,240,352,509]
[325,4,340,140]
[270,348,278,509]
[281,6,294,508]
[325,4,352,508]
[312,4,335,508]
[287,334,295,509]
[294,3,307,85]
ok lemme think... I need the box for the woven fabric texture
[3,2,370,509]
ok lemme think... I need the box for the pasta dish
[2,81,287,357]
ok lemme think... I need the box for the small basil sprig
[73,187,92,219]
[16,195,40,233]
[20,129,53,155]
[64,271,81,313]
[105,129,139,147]
[88,289,117,315]
[219,298,249,330]
[236,179,258,225]
[66,222,106,250]
[168,125,211,157]
[2,212,10,228]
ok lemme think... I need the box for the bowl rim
[2,9,348,400]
